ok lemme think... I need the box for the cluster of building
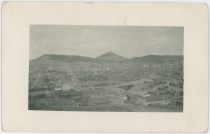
[122,81,183,107]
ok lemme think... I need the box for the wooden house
[145,96,169,106]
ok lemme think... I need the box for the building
[145,96,170,106]
[170,96,183,106]
[54,87,62,91]
[61,84,73,91]
[125,93,146,105]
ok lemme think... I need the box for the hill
[96,52,127,61]
[29,53,183,90]
[33,54,97,63]
[129,55,183,64]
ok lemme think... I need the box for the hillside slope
[29,53,183,90]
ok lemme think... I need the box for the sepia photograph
[29,25,184,112]
[2,2,208,132]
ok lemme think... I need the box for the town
[29,53,183,112]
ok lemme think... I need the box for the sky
[30,25,183,60]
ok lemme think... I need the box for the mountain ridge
[31,53,183,63]
[30,52,183,61]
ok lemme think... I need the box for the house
[79,98,89,106]
[54,88,82,99]
[89,97,111,106]
[175,100,183,106]
[170,99,183,106]
[62,84,73,91]
[119,84,134,91]
[175,90,183,97]
[54,86,62,91]
[145,96,169,106]
[143,78,153,83]
[68,89,82,96]
[125,93,146,105]
[169,96,183,106]
[139,92,151,98]
[54,83,79,92]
